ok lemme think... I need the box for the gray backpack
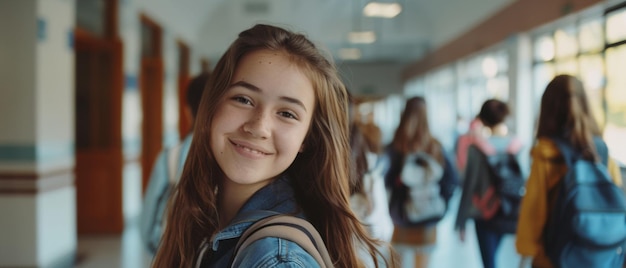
[398,152,445,223]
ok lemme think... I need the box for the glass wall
[532,17,605,124]
[457,49,510,116]
[604,6,626,165]
[401,2,625,166]
[403,48,510,152]
[531,4,626,165]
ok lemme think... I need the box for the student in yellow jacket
[515,75,623,268]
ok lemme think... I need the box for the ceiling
[137,0,515,65]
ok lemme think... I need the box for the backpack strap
[552,137,609,167]
[167,142,183,183]
[506,137,523,154]
[231,214,333,268]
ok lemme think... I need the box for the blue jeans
[475,220,503,268]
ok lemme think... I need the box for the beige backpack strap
[166,142,183,183]
[231,215,333,268]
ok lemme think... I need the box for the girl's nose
[242,112,271,139]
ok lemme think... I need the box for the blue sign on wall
[125,74,138,91]
[68,29,74,50]
[37,18,46,42]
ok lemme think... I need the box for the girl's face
[210,49,315,191]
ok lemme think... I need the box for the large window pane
[554,59,578,77]
[427,86,457,149]
[470,83,488,115]
[486,76,509,101]
[578,54,605,129]
[606,8,626,44]
[533,63,555,112]
[534,35,555,61]
[579,18,604,53]
[554,27,578,59]
[604,45,626,164]
[457,84,472,119]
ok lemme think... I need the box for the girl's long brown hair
[348,96,372,214]
[153,24,396,268]
[536,74,601,161]
[391,96,443,163]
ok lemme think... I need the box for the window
[604,45,626,164]
[554,27,578,59]
[606,8,626,44]
[579,54,605,129]
[578,18,604,53]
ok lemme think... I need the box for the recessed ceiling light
[363,2,402,18]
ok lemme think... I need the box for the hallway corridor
[75,190,521,268]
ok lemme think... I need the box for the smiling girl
[152,24,395,267]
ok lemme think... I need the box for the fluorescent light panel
[363,2,402,18]
[348,31,376,44]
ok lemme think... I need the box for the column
[0,0,76,267]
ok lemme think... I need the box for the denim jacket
[196,175,320,268]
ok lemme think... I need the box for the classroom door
[74,29,124,234]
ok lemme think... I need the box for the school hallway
[73,188,521,268]
[3,0,626,267]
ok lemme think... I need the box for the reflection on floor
[76,218,152,268]
[76,190,521,268]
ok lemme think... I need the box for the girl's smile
[229,138,272,158]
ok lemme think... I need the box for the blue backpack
[543,137,626,267]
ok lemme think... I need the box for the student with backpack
[348,95,394,250]
[455,99,524,268]
[151,24,396,267]
[516,75,625,268]
[385,96,459,267]
[139,72,210,255]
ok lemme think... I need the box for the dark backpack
[472,141,525,234]
[543,137,626,268]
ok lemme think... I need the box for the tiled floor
[75,190,521,268]
[76,219,152,268]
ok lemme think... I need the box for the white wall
[120,0,142,161]
[162,30,181,147]
[0,0,37,145]
[36,0,75,173]
[37,186,76,266]
[0,195,37,265]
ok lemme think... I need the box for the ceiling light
[348,31,376,44]
[339,48,362,60]
[363,2,402,18]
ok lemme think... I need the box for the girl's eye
[233,96,252,105]
[278,111,297,120]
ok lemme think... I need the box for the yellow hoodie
[515,138,623,268]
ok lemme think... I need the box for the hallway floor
[75,190,521,268]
